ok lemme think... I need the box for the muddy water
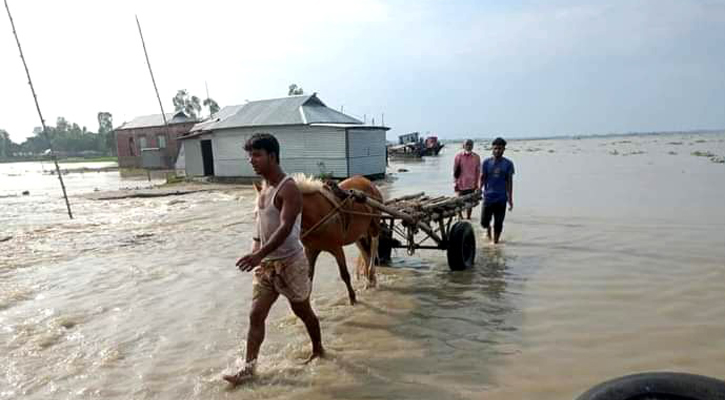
[2,133,725,399]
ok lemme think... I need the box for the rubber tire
[446,221,475,271]
[576,372,725,400]
[377,231,398,265]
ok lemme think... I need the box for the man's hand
[508,200,514,212]
[236,252,263,272]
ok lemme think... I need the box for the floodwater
[2,132,724,399]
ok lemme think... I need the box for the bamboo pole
[4,0,73,219]
[135,15,170,166]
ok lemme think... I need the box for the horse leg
[354,239,368,283]
[368,234,379,287]
[305,247,321,282]
[331,247,356,305]
[355,237,378,289]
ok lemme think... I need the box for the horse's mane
[292,173,324,194]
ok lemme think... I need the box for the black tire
[576,372,725,400]
[446,221,475,271]
[377,231,398,265]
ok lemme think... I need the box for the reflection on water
[2,132,725,399]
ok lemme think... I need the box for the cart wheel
[377,231,398,265]
[576,372,725,400]
[447,221,475,271]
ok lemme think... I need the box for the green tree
[20,129,50,154]
[203,97,220,116]
[0,129,14,159]
[97,112,116,155]
[172,89,202,119]
[16,118,106,156]
[288,84,304,96]
[97,112,113,134]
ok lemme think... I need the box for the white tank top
[255,175,303,261]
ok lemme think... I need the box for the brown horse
[257,174,382,305]
[297,174,382,305]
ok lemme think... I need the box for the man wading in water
[224,133,324,386]
[480,137,515,244]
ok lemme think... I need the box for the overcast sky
[1,0,724,142]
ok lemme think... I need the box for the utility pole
[5,0,73,219]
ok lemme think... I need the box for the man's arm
[480,160,487,192]
[237,180,302,271]
[475,155,481,190]
[506,172,514,211]
[453,153,461,178]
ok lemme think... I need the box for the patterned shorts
[252,250,311,303]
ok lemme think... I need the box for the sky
[1,0,724,143]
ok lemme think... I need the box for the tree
[97,112,113,134]
[203,97,220,116]
[288,84,304,96]
[97,112,116,155]
[172,89,202,119]
[0,129,15,158]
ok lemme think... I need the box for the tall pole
[205,80,211,118]
[136,15,170,165]
[5,0,72,219]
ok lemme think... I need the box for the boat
[423,136,444,156]
[387,132,444,158]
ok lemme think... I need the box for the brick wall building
[115,111,197,168]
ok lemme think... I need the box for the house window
[139,136,148,149]
[157,135,167,148]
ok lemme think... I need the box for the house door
[201,140,214,176]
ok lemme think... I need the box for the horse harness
[299,181,379,240]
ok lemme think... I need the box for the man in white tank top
[223,133,323,386]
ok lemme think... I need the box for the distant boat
[423,136,444,156]
[387,132,444,158]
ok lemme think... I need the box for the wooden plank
[385,191,425,205]
[347,189,443,244]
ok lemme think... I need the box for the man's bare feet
[302,348,325,364]
[223,368,254,386]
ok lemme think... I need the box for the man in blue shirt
[480,137,514,244]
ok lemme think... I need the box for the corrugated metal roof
[310,123,390,130]
[190,94,362,132]
[187,104,245,133]
[117,111,195,130]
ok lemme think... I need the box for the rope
[300,196,353,240]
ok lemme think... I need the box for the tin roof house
[176,94,388,179]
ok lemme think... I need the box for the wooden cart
[327,183,480,271]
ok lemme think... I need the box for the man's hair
[244,133,280,162]
[464,139,474,147]
[492,137,507,147]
